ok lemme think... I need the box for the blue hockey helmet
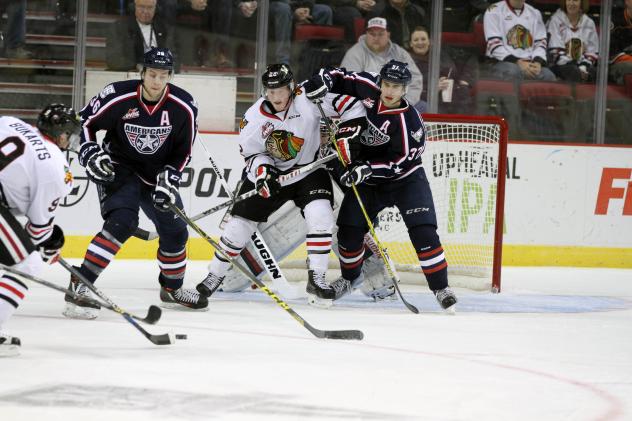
[143,47,174,72]
[379,60,412,86]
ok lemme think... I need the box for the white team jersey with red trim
[484,0,548,62]
[238,88,365,184]
[0,116,73,244]
[546,9,599,66]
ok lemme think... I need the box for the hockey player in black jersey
[64,47,206,319]
[304,60,458,312]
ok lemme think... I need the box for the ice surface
[1,261,631,421]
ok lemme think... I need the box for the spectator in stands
[231,1,332,65]
[408,26,473,113]
[341,17,423,103]
[547,0,598,82]
[321,0,384,43]
[484,0,556,81]
[106,0,178,72]
[609,0,632,85]
[0,0,32,59]
[172,0,233,67]
[417,0,490,32]
[379,0,427,49]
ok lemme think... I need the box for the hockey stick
[199,142,304,299]
[58,258,162,325]
[56,259,179,345]
[0,263,177,345]
[132,153,339,241]
[316,103,419,314]
[169,203,363,340]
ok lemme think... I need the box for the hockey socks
[157,248,187,289]
[80,231,122,283]
[410,225,449,291]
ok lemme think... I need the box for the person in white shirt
[547,0,599,82]
[484,0,556,81]
[0,104,79,357]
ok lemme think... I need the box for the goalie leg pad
[303,199,333,272]
[360,251,396,300]
[410,224,448,291]
[208,216,256,277]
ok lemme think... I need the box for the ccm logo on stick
[595,168,632,216]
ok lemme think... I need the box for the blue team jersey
[326,68,426,184]
[79,79,198,185]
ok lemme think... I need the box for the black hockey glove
[153,166,181,212]
[304,70,333,103]
[340,162,372,187]
[79,142,115,184]
[335,117,366,165]
[255,164,281,198]
[36,225,65,264]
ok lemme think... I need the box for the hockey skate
[196,272,225,298]
[0,333,21,357]
[306,270,336,308]
[434,287,457,314]
[160,287,209,311]
[63,271,100,320]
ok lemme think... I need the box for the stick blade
[148,332,175,346]
[320,329,364,340]
[143,305,162,324]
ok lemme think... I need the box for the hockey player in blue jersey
[304,60,458,312]
[63,47,206,319]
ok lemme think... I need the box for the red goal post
[409,113,508,292]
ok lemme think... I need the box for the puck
[175,334,188,340]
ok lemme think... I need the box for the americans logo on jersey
[123,123,172,154]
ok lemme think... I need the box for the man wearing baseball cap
[340,17,423,103]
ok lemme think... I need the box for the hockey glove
[304,70,333,103]
[152,166,181,212]
[335,117,366,165]
[340,162,372,187]
[79,142,115,184]
[255,164,281,198]
[36,225,65,264]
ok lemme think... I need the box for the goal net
[274,114,508,292]
[370,114,508,292]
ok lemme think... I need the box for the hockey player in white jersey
[484,0,556,81]
[196,63,366,304]
[0,104,79,356]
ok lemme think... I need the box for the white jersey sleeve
[0,117,73,245]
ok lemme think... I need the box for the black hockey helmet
[143,47,174,72]
[379,60,412,86]
[262,63,295,90]
[37,103,81,150]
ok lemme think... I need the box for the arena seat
[472,80,522,138]
[575,84,632,144]
[519,81,575,141]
